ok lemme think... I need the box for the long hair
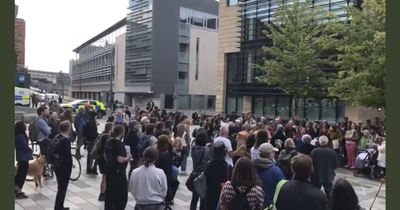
[329,178,360,210]
[231,157,262,188]
[15,121,27,138]
[143,147,159,167]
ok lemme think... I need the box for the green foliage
[256,0,335,101]
[327,0,385,108]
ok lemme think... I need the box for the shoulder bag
[185,148,205,191]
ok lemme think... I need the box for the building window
[195,38,200,80]
[206,16,217,29]
[337,101,346,122]
[228,0,239,6]
[264,96,276,119]
[207,96,216,109]
[305,98,320,122]
[253,97,264,118]
[226,96,243,114]
[164,94,174,109]
[178,95,190,109]
[293,98,305,119]
[320,98,337,123]
[178,72,188,80]
[277,96,291,120]
[192,95,204,109]
[192,11,204,27]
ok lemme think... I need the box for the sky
[15,0,128,73]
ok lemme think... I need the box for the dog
[27,155,46,188]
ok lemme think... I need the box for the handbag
[193,172,207,198]
[185,148,205,191]
[220,163,230,189]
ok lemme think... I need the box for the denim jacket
[191,145,211,173]
[15,134,33,161]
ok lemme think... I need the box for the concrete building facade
[69,18,126,104]
[122,0,219,110]
[15,18,25,69]
[28,69,71,96]
[216,0,384,123]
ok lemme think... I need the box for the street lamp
[74,65,82,98]
[109,47,115,109]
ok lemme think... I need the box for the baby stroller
[353,148,378,179]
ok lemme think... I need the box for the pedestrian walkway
[15,121,385,210]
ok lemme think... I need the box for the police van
[15,87,30,106]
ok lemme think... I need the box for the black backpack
[227,185,253,210]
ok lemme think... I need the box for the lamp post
[109,47,115,109]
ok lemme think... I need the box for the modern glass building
[219,0,361,122]
[124,0,219,109]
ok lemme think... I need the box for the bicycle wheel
[70,155,81,181]
[24,153,40,181]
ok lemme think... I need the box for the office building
[216,0,383,122]
[123,0,219,109]
[69,18,126,104]
[15,18,25,68]
[28,70,71,96]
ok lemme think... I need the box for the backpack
[92,133,108,160]
[28,119,38,143]
[103,138,117,169]
[266,180,288,210]
[278,150,297,176]
[227,185,253,210]
[47,134,64,166]
[137,135,151,157]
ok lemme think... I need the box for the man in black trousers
[53,121,73,210]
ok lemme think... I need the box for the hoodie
[254,158,285,207]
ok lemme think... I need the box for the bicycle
[25,152,82,182]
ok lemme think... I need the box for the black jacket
[310,146,339,184]
[308,128,320,139]
[83,120,98,143]
[48,119,60,139]
[276,178,327,210]
[123,130,140,159]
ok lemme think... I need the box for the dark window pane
[207,96,215,109]
[253,97,264,118]
[277,96,290,120]
[320,98,337,123]
[236,96,243,114]
[164,94,174,109]
[337,101,346,122]
[227,96,236,114]
[264,96,276,119]
[293,98,305,119]
[305,98,320,122]
[206,18,217,29]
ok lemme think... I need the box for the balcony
[179,36,190,44]
[179,52,189,63]
[179,23,190,36]
[177,83,188,94]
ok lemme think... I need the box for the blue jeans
[181,146,190,172]
[172,166,179,179]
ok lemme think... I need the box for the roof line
[72,17,126,53]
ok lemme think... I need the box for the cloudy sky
[15,0,128,73]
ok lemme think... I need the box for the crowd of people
[14,104,385,210]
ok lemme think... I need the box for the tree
[328,0,385,109]
[256,0,336,114]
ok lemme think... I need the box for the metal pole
[79,65,82,98]
[109,47,115,109]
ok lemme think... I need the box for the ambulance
[15,87,30,106]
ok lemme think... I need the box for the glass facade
[248,96,345,122]
[224,0,355,122]
[180,7,219,31]
[125,0,153,85]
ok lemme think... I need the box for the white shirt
[130,165,167,205]
[250,146,260,160]
[214,136,234,166]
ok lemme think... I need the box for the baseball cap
[259,143,279,154]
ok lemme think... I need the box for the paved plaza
[15,121,386,210]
